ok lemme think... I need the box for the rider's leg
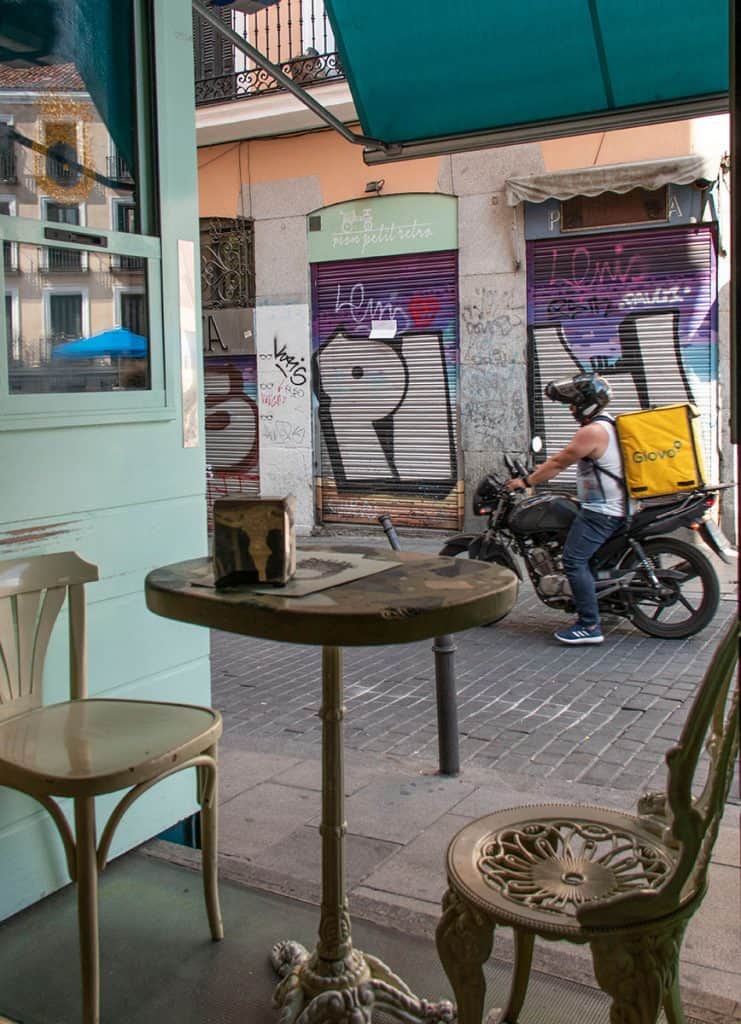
[562,509,624,628]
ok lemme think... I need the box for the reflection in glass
[6,243,150,394]
[0,1,146,231]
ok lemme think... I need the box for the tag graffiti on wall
[255,305,312,452]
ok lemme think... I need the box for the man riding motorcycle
[505,372,626,645]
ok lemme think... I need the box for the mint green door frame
[0,0,209,921]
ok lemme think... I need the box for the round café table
[145,545,518,1023]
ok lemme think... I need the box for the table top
[145,545,518,647]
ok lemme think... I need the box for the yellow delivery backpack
[614,403,707,499]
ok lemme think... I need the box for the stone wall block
[259,446,314,532]
[451,143,545,197]
[255,217,309,302]
[437,155,454,195]
[459,194,518,276]
[460,363,528,453]
[459,272,527,366]
[250,175,323,221]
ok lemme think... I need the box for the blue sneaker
[554,622,604,645]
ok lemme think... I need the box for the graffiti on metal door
[311,250,460,527]
[204,357,259,517]
[527,227,716,452]
[314,329,456,491]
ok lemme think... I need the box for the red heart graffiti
[409,294,440,328]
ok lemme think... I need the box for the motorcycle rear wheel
[622,536,720,639]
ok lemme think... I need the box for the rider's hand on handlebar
[505,477,528,492]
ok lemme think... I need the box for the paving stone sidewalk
[184,536,740,1009]
[210,542,737,797]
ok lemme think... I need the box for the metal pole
[432,633,460,776]
[377,515,461,776]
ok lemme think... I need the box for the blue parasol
[51,327,148,360]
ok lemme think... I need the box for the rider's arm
[508,423,605,490]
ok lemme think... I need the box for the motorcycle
[441,439,731,639]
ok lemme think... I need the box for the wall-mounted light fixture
[364,179,385,194]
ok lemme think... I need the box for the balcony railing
[194,0,344,108]
[41,247,86,274]
[107,154,134,183]
[112,254,145,273]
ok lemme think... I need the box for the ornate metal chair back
[0,552,99,722]
[580,618,739,928]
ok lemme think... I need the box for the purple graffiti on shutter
[527,225,716,411]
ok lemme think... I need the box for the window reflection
[6,243,150,394]
[0,0,145,231]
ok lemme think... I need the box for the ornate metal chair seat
[446,804,681,941]
[436,620,739,1024]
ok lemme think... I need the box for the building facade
[195,6,734,543]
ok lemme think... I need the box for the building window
[112,199,144,270]
[108,143,134,185]
[0,119,15,183]
[199,217,255,310]
[0,0,159,408]
[5,292,19,362]
[48,292,84,342]
[561,187,668,232]
[45,121,81,188]
[0,198,18,273]
[43,201,84,272]
[119,290,147,336]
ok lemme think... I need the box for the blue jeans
[562,508,625,628]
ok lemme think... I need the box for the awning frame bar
[191,0,398,154]
[362,95,729,165]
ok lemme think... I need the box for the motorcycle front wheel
[622,536,720,638]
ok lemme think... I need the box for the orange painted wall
[198,142,246,218]
[198,126,441,217]
[540,122,694,170]
[199,118,727,219]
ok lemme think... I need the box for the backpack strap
[583,414,631,516]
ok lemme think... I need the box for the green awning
[324,0,729,164]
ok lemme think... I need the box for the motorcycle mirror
[531,436,543,454]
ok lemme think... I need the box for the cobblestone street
[211,561,738,798]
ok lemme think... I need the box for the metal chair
[0,552,224,1024]
[437,619,739,1024]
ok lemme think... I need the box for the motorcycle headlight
[473,474,500,515]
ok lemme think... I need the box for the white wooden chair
[0,552,223,1024]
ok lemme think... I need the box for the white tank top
[576,416,626,518]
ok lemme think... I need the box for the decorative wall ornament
[199,216,255,310]
[35,94,95,204]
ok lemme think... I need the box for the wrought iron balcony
[111,254,145,273]
[107,154,134,183]
[40,247,86,274]
[194,0,344,108]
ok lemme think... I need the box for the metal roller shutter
[204,355,260,528]
[311,250,461,529]
[527,225,717,485]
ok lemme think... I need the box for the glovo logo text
[632,440,682,463]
